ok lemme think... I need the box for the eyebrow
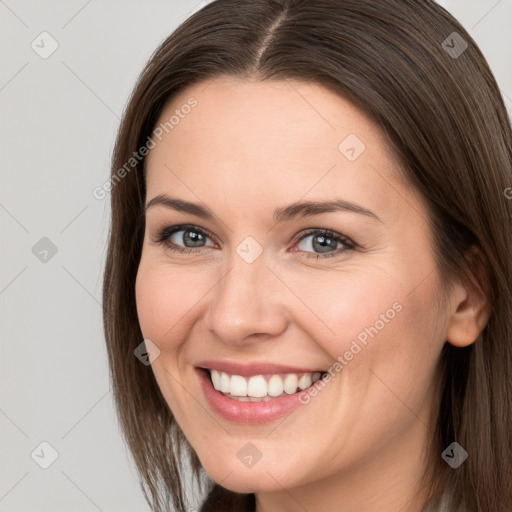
[144,194,382,224]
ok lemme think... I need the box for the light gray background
[1,1,511,511]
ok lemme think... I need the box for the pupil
[184,230,205,247]
[313,235,336,253]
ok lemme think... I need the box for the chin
[203,463,298,494]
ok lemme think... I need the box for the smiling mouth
[201,368,327,402]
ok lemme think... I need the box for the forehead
[147,77,378,163]
[144,77,423,225]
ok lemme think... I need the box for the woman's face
[136,77,451,504]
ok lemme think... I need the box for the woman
[102,1,512,511]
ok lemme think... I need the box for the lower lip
[196,368,309,424]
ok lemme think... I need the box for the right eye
[153,224,217,254]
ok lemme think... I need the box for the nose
[205,247,288,345]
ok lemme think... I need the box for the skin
[135,76,490,512]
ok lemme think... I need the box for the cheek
[299,264,442,388]
[287,266,404,355]
[334,277,443,425]
[134,260,201,416]
[135,259,205,346]
[301,281,442,458]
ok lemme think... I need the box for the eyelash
[153,224,357,259]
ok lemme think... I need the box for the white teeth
[211,369,221,391]
[230,375,248,396]
[298,374,312,390]
[220,372,231,393]
[247,375,267,397]
[208,370,323,399]
[267,375,284,397]
[283,374,298,394]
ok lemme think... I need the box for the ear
[445,245,492,348]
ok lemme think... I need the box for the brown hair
[102,1,512,511]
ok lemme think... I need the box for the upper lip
[196,360,325,377]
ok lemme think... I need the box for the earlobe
[445,246,492,348]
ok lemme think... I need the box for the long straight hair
[102,1,512,511]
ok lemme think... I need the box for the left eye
[293,230,354,257]
[153,225,355,258]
